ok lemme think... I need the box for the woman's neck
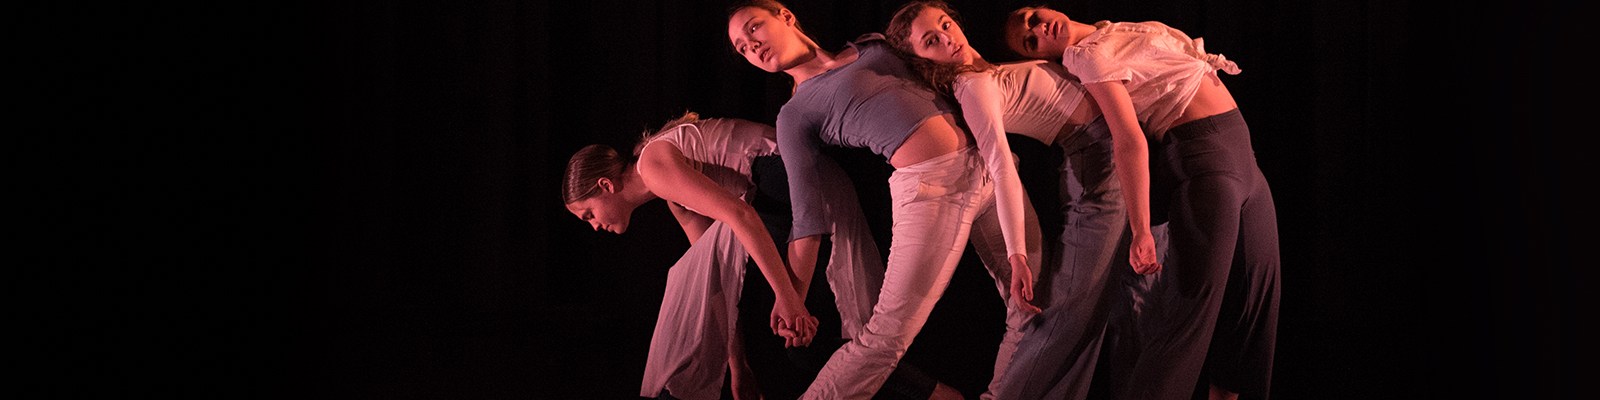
[785,45,858,86]
[967,55,993,71]
[1066,20,1097,46]
[619,165,659,207]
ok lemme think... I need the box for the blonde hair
[632,111,702,156]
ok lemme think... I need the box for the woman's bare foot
[1208,384,1239,400]
[730,370,762,400]
[928,382,965,400]
[727,335,763,400]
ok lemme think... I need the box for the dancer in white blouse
[887,2,1139,399]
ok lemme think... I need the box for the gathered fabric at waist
[893,145,978,175]
[1166,108,1244,142]
[888,146,987,205]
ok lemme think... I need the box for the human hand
[1130,231,1162,275]
[775,320,817,348]
[770,299,817,347]
[1009,253,1041,314]
[774,316,817,347]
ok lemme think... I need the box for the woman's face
[727,7,806,72]
[565,180,634,234]
[907,7,976,65]
[1007,8,1073,59]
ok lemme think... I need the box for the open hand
[1008,253,1041,314]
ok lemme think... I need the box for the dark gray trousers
[994,118,1121,400]
[1110,109,1281,400]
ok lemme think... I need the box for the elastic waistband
[896,146,977,173]
[1167,108,1246,141]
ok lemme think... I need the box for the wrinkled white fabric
[1061,21,1242,138]
[803,147,1041,400]
[957,60,1088,146]
[811,154,884,342]
[638,118,779,211]
[638,119,885,399]
[640,221,748,400]
[954,59,1093,262]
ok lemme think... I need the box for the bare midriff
[889,114,971,169]
[1167,71,1239,140]
[1052,92,1104,146]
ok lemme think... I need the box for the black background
[21,0,1582,399]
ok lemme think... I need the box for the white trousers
[640,222,748,400]
[804,147,1042,400]
[641,154,887,399]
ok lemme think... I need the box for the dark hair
[1001,6,1049,60]
[561,145,629,204]
[886,1,994,97]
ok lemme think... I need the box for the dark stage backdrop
[40,0,1568,399]
[304,0,1457,399]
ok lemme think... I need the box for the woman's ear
[779,8,795,26]
[596,177,616,194]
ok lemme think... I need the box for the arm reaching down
[637,142,819,341]
[955,73,1039,313]
[1083,80,1161,274]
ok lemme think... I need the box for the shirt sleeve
[776,107,831,242]
[1152,22,1242,75]
[954,73,1029,258]
[1061,44,1131,85]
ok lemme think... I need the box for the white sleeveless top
[638,118,780,210]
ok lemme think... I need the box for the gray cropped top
[776,34,956,241]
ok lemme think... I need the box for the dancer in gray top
[728,1,1042,398]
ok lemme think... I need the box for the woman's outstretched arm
[955,74,1039,313]
[1083,80,1161,274]
[637,142,819,341]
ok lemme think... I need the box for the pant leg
[814,155,944,400]
[1117,110,1279,400]
[1104,222,1170,400]
[752,154,944,400]
[807,154,885,343]
[1105,119,1184,400]
[642,222,749,400]
[1201,132,1281,400]
[966,164,1045,400]
[992,119,1124,400]
[803,149,992,400]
